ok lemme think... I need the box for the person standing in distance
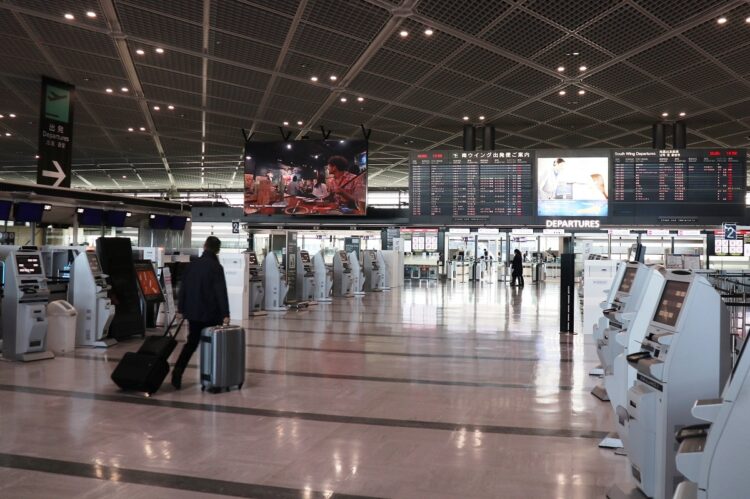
[510,249,524,287]
[172,236,230,389]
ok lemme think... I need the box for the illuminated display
[653,280,690,327]
[410,150,534,224]
[618,267,638,294]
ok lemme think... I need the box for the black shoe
[171,371,182,390]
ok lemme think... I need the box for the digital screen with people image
[537,153,609,217]
[244,139,368,216]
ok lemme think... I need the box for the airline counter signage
[36,76,74,188]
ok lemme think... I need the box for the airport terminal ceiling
[0,0,749,193]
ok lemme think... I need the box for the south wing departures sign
[36,77,75,188]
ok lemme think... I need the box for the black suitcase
[111,317,184,394]
[111,352,170,394]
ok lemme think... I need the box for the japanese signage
[37,77,74,188]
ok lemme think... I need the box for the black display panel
[13,202,44,223]
[78,208,103,226]
[618,266,638,294]
[611,149,746,220]
[410,150,534,225]
[149,214,170,229]
[169,216,188,230]
[0,200,11,220]
[105,211,128,227]
[16,254,42,275]
[653,280,690,327]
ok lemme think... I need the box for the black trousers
[174,320,214,373]
[511,271,525,286]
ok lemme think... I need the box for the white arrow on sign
[42,160,66,187]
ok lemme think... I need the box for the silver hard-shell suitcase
[199,325,245,393]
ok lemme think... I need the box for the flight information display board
[410,150,534,225]
[611,149,746,220]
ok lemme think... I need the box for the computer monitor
[14,202,44,223]
[16,254,43,275]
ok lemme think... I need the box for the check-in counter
[404,254,439,280]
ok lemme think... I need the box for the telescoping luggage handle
[163,315,186,339]
[199,324,236,344]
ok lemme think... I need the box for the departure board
[611,149,746,220]
[410,150,534,224]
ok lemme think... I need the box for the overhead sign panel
[36,77,74,188]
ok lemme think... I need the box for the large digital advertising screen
[244,140,368,216]
[537,152,609,217]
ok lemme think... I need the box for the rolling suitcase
[200,325,245,393]
[111,317,184,394]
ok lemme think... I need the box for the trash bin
[46,300,77,354]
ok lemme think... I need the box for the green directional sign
[44,84,71,123]
[37,76,75,188]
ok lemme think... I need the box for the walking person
[510,249,525,287]
[172,236,230,389]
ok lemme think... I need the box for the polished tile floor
[0,281,631,498]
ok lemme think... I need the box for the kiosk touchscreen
[332,250,353,297]
[263,252,288,312]
[70,251,116,347]
[312,251,333,302]
[622,271,730,499]
[363,250,384,292]
[134,261,164,303]
[0,246,54,361]
[295,250,316,302]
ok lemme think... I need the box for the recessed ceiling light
[717,16,727,24]
[4,132,10,137]
[746,16,750,23]
[579,65,587,71]
[0,114,3,118]
[297,120,303,125]
[86,11,97,18]
[64,13,74,20]
[155,47,165,54]
[479,115,485,120]
[153,105,160,111]
[557,66,565,72]
[136,49,145,55]
[121,87,129,92]
[578,89,585,95]
[399,30,409,37]
[122,175,127,179]
[310,76,318,82]
[340,97,347,103]
[424,29,434,36]
[105,88,113,93]
[339,140,345,144]
[8,113,15,118]
[35,155,40,159]
[139,127,145,131]
[679,112,686,117]
[462,116,469,121]
[168,105,174,110]
[559,90,566,96]
[283,121,289,126]
[661,112,669,117]
[572,51,580,56]
[286,144,292,149]
[127,127,134,132]
[329,75,337,81]
[245,155,251,160]
[357,96,364,102]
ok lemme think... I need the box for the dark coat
[511,253,523,274]
[178,252,230,323]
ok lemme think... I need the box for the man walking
[172,236,230,389]
[510,249,525,287]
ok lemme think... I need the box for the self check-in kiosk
[363,250,384,292]
[69,251,116,347]
[0,246,54,361]
[348,251,365,296]
[263,252,288,312]
[247,252,266,316]
[622,270,730,499]
[296,250,316,302]
[312,251,333,302]
[333,250,354,297]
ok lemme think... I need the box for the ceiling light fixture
[155,47,165,54]
[283,121,289,126]
[245,156,251,160]
[122,175,127,179]
[310,76,318,82]
[297,120,303,125]
[35,155,40,159]
[424,29,434,36]
[462,116,469,121]
[399,30,409,37]
[64,13,74,20]
[167,105,174,110]
[746,16,750,23]
[572,51,580,56]
[139,127,145,131]
[127,127,134,132]
[559,90,566,96]
[578,89,585,95]
[0,114,3,118]
[105,88,113,93]
[153,105,160,111]
[717,16,727,24]
[121,87,129,92]
[86,11,97,18]
[679,112,686,117]
[329,75,337,81]
[357,96,364,102]
[136,49,145,55]
[4,132,10,137]
[661,112,669,117]
[579,65,587,71]
[8,113,15,118]
[479,115,485,120]
[557,66,565,72]
[286,144,292,150]
[340,97,347,103]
